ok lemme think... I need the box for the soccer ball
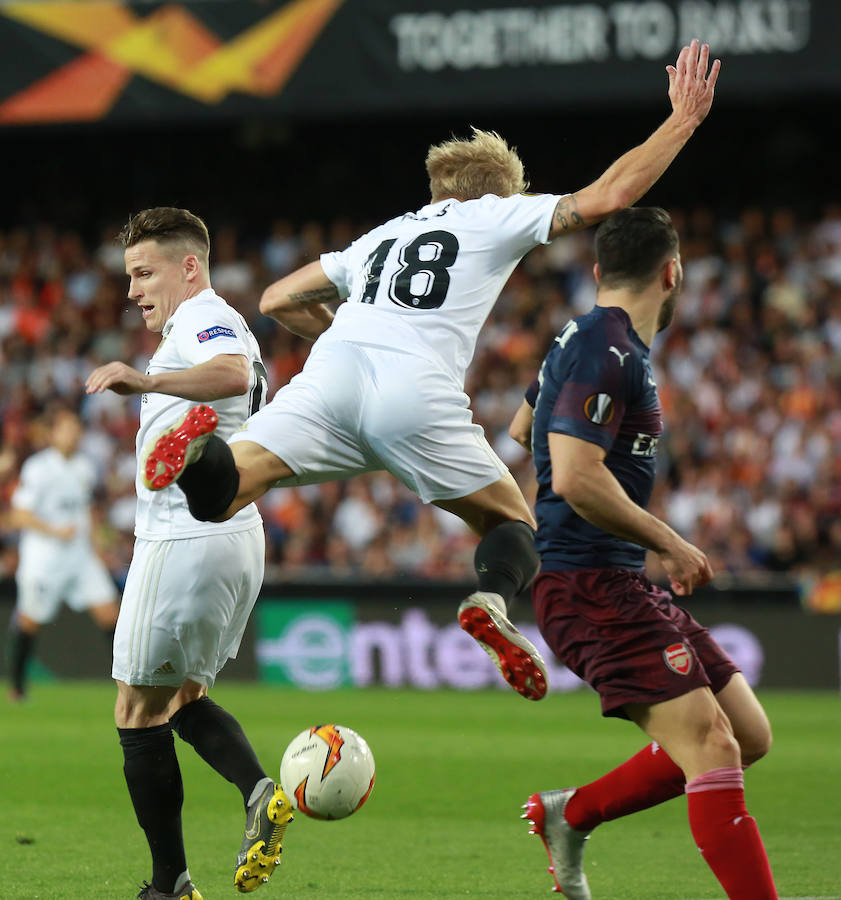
[280,724,376,820]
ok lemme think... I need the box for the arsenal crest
[663,642,693,675]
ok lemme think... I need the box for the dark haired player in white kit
[87,207,289,900]
[139,43,720,707]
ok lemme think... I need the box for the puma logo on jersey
[609,346,629,366]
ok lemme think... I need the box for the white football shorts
[112,524,265,688]
[229,340,508,503]
[16,550,116,624]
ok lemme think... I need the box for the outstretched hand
[666,39,721,130]
[86,361,150,396]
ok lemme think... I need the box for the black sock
[8,624,35,695]
[170,697,267,807]
[474,520,540,607]
[118,724,186,894]
[175,434,240,521]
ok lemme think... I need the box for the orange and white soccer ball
[280,724,376,820]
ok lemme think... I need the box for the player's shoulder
[354,214,407,244]
[71,451,96,476]
[178,288,235,317]
[20,447,53,474]
[546,308,638,377]
[457,191,555,216]
[172,290,241,334]
[577,306,637,351]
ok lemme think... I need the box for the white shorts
[16,550,116,625]
[230,340,508,503]
[112,525,265,688]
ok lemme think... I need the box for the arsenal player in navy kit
[514,208,778,900]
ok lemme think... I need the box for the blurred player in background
[85,208,288,900]
[514,207,777,899]
[5,408,119,702]
[139,42,718,704]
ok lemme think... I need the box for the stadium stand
[1,203,839,585]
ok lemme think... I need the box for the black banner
[0,0,837,125]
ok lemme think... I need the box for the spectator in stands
[1,200,840,588]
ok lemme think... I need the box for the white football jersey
[134,288,264,540]
[319,192,560,384]
[12,447,97,572]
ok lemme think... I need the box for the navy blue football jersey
[531,305,663,570]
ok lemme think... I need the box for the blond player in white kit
[6,408,119,702]
[86,208,289,900]
[141,41,719,709]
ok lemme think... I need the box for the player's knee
[207,504,237,523]
[169,694,211,741]
[698,718,741,766]
[114,683,177,729]
[177,434,240,521]
[186,490,237,522]
[15,613,40,635]
[740,722,773,766]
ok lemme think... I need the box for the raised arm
[259,260,341,341]
[548,39,720,239]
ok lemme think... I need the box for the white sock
[172,869,191,895]
[247,776,274,807]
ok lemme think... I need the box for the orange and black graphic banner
[0,0,838,125]
[0,0,344,123]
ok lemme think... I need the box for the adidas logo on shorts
[153,661,176,675]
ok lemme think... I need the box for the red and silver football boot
[140,405,218,491]
[457,591,548,700]
[523,789,592,898]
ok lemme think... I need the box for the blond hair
[425,128,527,202]
[119,207,210,269]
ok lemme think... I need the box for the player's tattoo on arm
[288,285,340,306]
[553,195,585,232]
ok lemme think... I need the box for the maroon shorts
[532,568,739,719]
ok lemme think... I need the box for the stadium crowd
[1,204,840,587]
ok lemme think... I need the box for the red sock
[686,767,777,900]
[565,742,686,831]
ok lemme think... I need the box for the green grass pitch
[1,684,839,899]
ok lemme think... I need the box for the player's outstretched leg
[523,789,592,899]
[235,780,294,893]
[141,405,219,491]
[137,878,203,900]
[169,696,293,892]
